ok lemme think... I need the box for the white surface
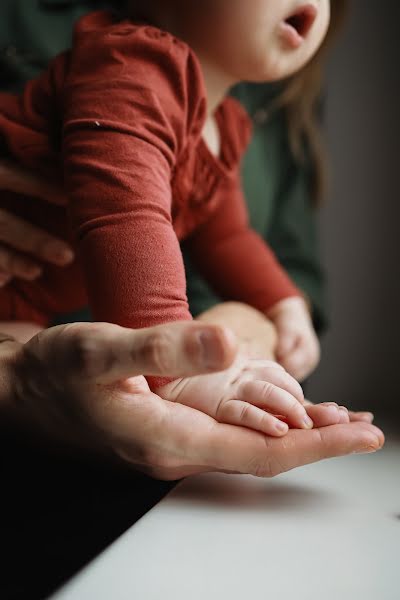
[53,443,400,600]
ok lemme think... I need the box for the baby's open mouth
[284,4,318,39]
[280,3,318,48]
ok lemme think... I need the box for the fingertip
[302,415,314,430]
[47,245,75,266]
[355,434,383,454]
[195,325,237,371]
[353,412,374,424]
[274,419,289,436]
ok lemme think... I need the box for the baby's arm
[186,176,301,313]
[59,24,209,387]
[186,175,319,380]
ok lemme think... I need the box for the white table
[53,442,400,600]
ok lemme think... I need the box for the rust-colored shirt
[0,12,300,376]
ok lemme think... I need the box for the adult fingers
[0,210,74,267]
[202,421,385,477]
[113,397,384,480]
[0,160,68,205]
[26,321,238,384]
[0,245,42,282]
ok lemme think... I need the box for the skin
[0,320,384,481]
[152,0,330,381]
[198,302,375,426]
[0,2,329,387]
[0,1,376,460]
[0,161,72,286]
[168,0,331,108]
[0,167,374,432]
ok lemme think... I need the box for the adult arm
[0,321,383,480]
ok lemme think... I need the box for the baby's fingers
[239,380,313,430]
[246,364,304,404]
[305,403,350,427]
[217,400,289,437]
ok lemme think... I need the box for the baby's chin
[244,47,321,83]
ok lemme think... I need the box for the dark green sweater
[0,0,327,331]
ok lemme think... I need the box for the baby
[0,1,333,436]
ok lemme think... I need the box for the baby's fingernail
[275,420,288,433]
[303,415,314,429]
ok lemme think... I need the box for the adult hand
[4,321,384,480]
[0,160,73,285]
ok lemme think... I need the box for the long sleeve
[60,15,206,332]
[186,170,301,314]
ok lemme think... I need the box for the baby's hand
[267,297,320,382]
[156,355,312,437]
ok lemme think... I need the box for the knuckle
[258,380,275,401]
[247,455,281,478]
[140,332,176,374]
[238,402,252,423]
[290,397,305,415]
[66,324,113,378]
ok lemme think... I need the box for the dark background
[308,0,400,427]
